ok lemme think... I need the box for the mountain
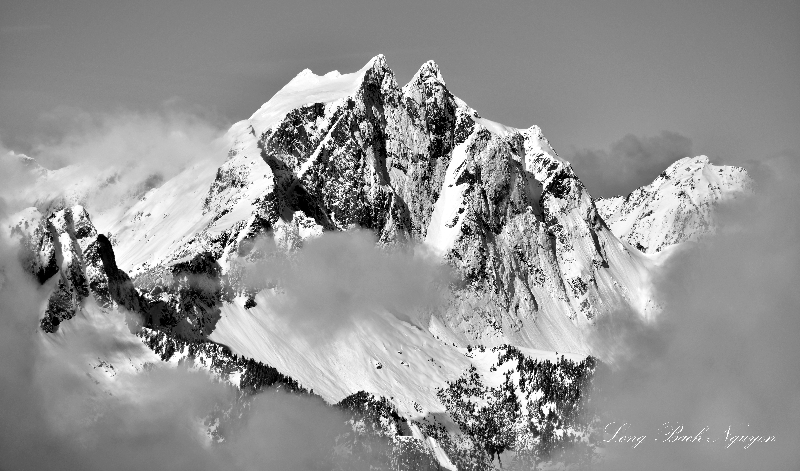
[596,155,751,253]
[95,55,659,352]
[3,55,750,469]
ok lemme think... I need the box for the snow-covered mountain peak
[411,59,446,86]
[245,60,373,136]
[661,154,744,184]
[365,52,388,69]
[687,154,709,165]
[596,155,751,253]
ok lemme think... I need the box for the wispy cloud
[236,230,452,341]
[0,105,228,214]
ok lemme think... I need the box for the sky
[1,0,798,195]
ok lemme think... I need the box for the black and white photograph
[1,1,798,469]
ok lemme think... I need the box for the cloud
[0,147,44,214]
[0,234,230,470]
[0,233,384,471]
[591,151,800,470]
[29,104,227,169]
[227,390,350,470]
[237,230,452,340]
[564,131,693,198]
[0,106,228,215]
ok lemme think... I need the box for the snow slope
[210,290,591,418]
[210,293,471,417]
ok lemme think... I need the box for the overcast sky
[1,0,798,172]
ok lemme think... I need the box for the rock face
[91,233,149,315]
[596,156,751,253]
[8,205,153,333]
[9,206,98,331]
[193,55,649,350]
[133,251,224,340]
[10,207,60,284]
[9,205,223,339]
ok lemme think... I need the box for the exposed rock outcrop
[9,206,97,331]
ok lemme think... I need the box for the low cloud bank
[564,131,693,198]
[236,230,452,340]
[592,152,800,470]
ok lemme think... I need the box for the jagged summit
[234,54,556,151]
[411,59,445,85]
[367,52,388,69]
